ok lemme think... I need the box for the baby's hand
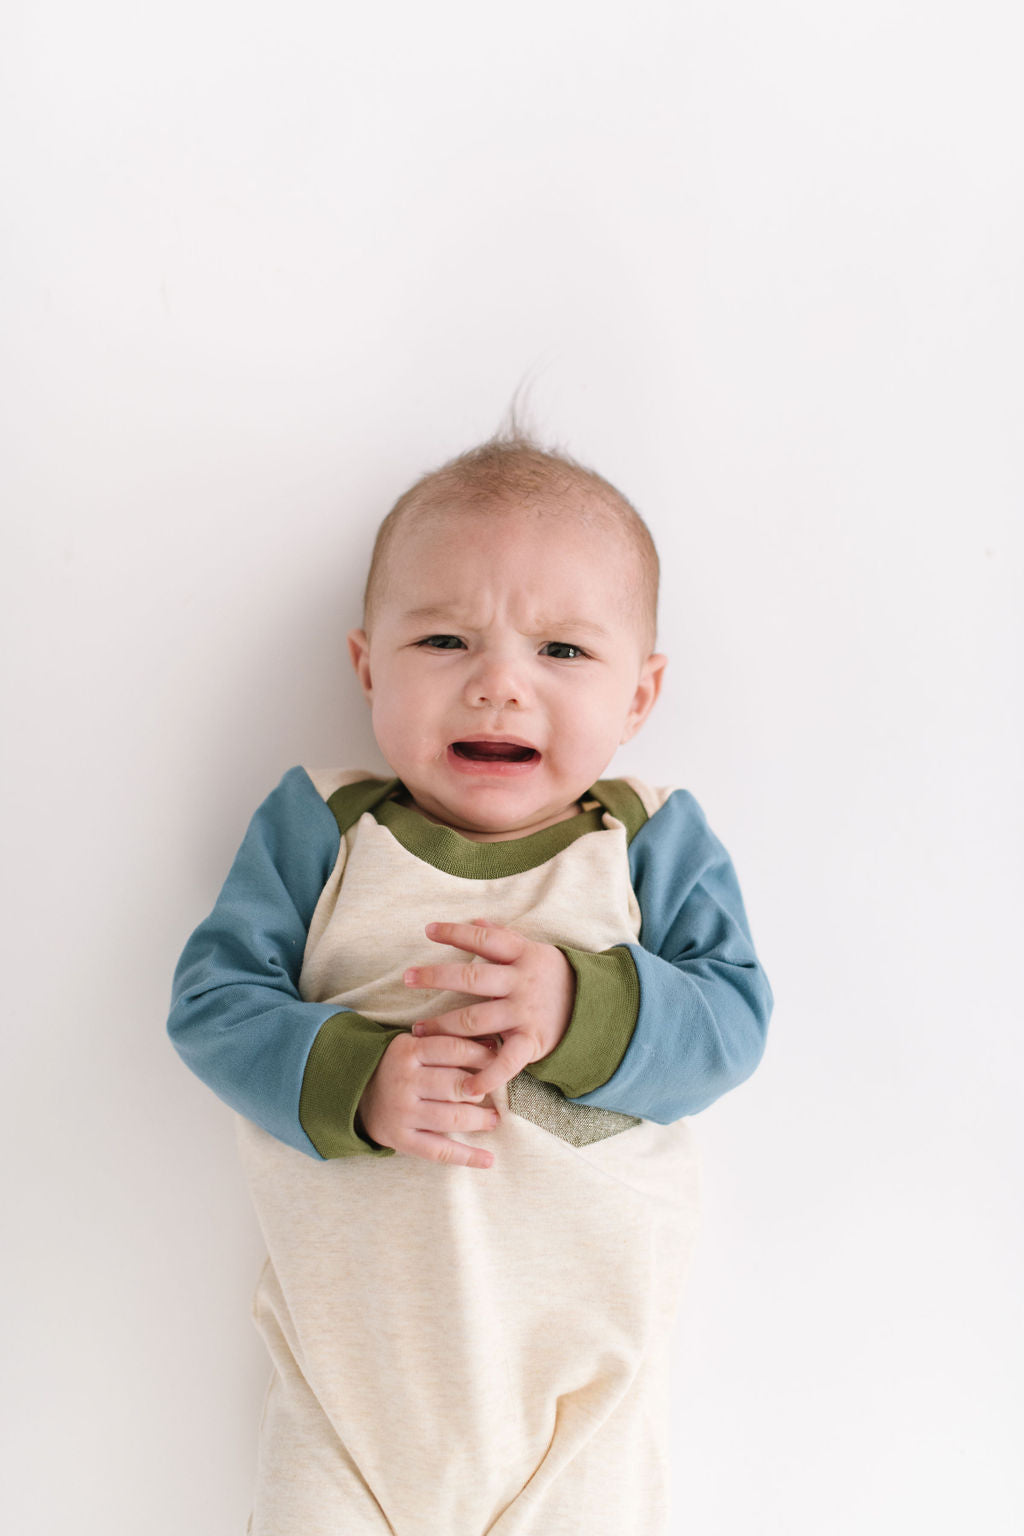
[359,1032,501,1169]
[405,920,576,1100]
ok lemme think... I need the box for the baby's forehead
[384,508,646,647]
[408,504,633,592]
[366,480,657,651]
[391,491,632,559]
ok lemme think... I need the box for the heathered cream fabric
[298,797,643,1020]
[239,781,701,1535]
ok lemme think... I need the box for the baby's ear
[621,652,667,743]
[348,629,373,701]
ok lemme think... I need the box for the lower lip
[446,745,541,777]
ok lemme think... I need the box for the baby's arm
[411,790,772,1122]
[565,790,773,1120]
[167,768,437,1160]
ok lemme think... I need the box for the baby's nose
[466,653,526,709]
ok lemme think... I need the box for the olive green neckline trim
[376,800,606,878]
[323,773,649,878]
[326,777,401,834]
[589,778,648,841]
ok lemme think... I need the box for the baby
[168,433,772,1536]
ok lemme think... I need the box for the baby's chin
[405,789,585,843]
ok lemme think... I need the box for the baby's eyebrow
[530,617,612,640]
[403,604,612,640]
[403,605,463,625]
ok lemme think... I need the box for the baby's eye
[418,634,465,650]
[540,641,585,660]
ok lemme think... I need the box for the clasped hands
[358,920,575,1170]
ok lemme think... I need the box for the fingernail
[412,1023,425,1036]
[425,923,439,937]
[403,969,417,984]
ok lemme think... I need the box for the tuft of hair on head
[362,404,661,654]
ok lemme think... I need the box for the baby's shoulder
[591,776,684,832]
[302,767,389,802]
[612,777,680,820]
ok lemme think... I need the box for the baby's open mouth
[451,741,539,764]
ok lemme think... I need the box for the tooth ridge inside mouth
[454,741,536,762]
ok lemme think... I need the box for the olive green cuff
[526,945,640,1098]
[299,1012,405,1159]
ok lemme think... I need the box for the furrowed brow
[531,617,613,640]
[401,606,613,640]
[403,605,465,625]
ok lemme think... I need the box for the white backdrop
[2,2,1021,1532]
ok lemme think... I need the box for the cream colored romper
[241,772,702,1536]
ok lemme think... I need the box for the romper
[168,769,772,1535]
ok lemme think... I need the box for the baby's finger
[416,1065,494,1103]
[414,1099,500,1135]
[414,1035,497,1074]
[402,1129,494,1170]
[412,999,506,1039]
[424,921,525,965]
[461,1035,537,1100]
[404,960,513,997]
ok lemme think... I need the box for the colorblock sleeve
[167,767,401,1159]
[540,791,772,1121]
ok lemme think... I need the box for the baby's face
[349,502,664,841]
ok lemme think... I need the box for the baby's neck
[396,793,583,843]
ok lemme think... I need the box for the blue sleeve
[576,790,773,1121]
[167,767,344,1158]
